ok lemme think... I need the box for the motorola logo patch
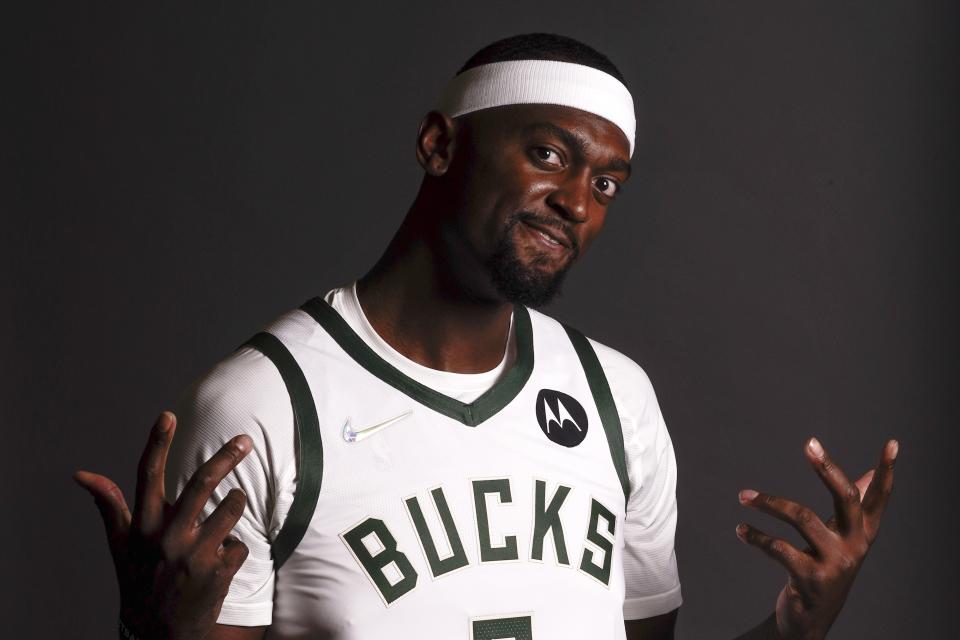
[535,389,588,447]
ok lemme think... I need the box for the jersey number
[470,614,533,640]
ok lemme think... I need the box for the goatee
[485,213,578,308]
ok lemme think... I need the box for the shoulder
[586,336,661,426]
[528,307,660,420]
[531,307,671,473]
[181,345,287,431]
[173,307,319,453]
[166,308,318,520]
[588,337,656,400]
[189,307,320,406]
[550,325,678,514]
[582,336,669,469]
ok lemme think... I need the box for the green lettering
[405,487,469,577]
[531,480,571,564]
[472,478,519,562]
[342,518,418,605]
[579,498,616,585]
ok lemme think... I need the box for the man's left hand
[736,437,898,640]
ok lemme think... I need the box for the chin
[489,258,571,308]
[483,216,576,307]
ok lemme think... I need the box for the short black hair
[456,32,625,84]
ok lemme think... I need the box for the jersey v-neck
[330,282,515,401]
[298,282,535,427]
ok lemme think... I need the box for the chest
[269,356,628,639]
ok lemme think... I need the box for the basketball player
[76,34,898,640]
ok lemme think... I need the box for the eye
[594,176,620,199]
[531,146,564,168]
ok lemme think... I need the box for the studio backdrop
[5,2,957,638]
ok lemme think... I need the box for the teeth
[538,230,560,245]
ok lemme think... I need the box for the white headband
[434,59,636,157]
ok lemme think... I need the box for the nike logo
[342,409,413,443]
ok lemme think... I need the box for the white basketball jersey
[243,294,636,640]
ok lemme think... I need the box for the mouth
[520,219,572,251]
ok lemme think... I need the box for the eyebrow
[521,121,632,178]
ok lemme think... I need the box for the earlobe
[415,110,457,176]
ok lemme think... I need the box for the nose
[545,170,591,223]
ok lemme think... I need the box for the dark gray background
[6,2,957,638]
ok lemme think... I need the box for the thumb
[74,470,132,548]
[854,469,875,503]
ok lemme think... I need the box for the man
[76,33,897,639]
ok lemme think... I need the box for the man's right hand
[75,411,253,640]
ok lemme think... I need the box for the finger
[823,469,875,532]
[736,522,809,582]
[132,411,176,535]
[220,535,250,577]
[805,437,862,534]
[860,439,898,543]
[220,532,241,553]
[74,470,132,550]
[196,488,247,554]
[739,489,836,555]
[170,435,253,534]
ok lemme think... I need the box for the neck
[355,188,514,374]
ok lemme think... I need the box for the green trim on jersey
[561,324,631,505]
[241,332,324,570]
[300,297,535,427]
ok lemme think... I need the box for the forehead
[461,103,631,162]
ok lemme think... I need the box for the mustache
[512,211,580,254]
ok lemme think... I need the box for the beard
[484,212,579,308]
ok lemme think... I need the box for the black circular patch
[535,389,588,447]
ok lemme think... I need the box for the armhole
[561,324,631,507]
[241,332,324,570]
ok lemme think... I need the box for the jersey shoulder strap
[240,331,324,570]
[560,323,631,506]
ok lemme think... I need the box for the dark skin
[735,438,897,640]
[355,104,629,374]
[74,412,257,640]
[77,103,897,640]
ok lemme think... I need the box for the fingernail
[808,437,824,458]
[234,435,251,452]
[889,439,899,459]
[158,412,173,432]
[736,523,747,538]
[739,489,758,503]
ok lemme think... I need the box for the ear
[415,110,457,176]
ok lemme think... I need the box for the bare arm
[624,608,678,640]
